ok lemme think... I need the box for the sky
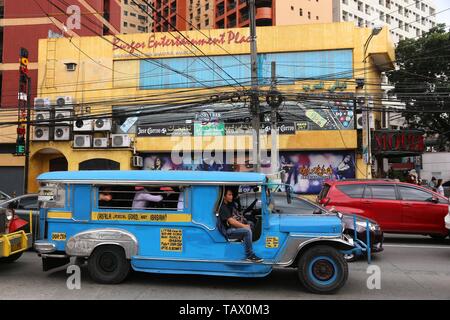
[433,0,450,27]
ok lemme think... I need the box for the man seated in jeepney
[218,189,263,263]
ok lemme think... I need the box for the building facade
[121,0,152,34]
[0,0,121,194]
[30,23,394,194]
[333,0,437,44]
[150,0,333,32]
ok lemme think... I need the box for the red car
[317,180,450,239]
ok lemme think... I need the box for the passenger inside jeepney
[132,186,163,209]
[98,188,113,207]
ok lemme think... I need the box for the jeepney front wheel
[88,245,130,284]
[297,245,348,294]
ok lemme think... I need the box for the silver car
[0,194,39,234]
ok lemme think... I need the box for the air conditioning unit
[55,96,75,109]
[54,110,73,125]
[94,118,112,131]
[34,97,51,109]
[54,126,71,141]
[34,111,50,125]
[357,113,375,130]
[33,127,50,141]
[131,155,144,168]
[73,119,93,131]
[93,137,108,148]
[111,134,131,147]
[73,135,92,148]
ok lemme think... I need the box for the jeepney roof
[37,170,267,185]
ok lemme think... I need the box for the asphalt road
[1,234,449,300]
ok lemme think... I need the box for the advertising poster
[279,151,356,194]
[143,151,355,194]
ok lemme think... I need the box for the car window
[274,197,319,214]
[0,193,8,201]
[398,186,433,202]
[336,184,365,198]
[18,196,39,210]
[366,185,396,200]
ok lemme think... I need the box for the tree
[387,24,450,151]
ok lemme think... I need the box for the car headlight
[5,209,13,221]
[356,221,377,231]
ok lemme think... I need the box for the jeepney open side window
[95,185,187,211]
[38,183,66,209]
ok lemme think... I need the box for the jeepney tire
[0,252,23,263]
[297,245,348,294]
[88,245,130,284]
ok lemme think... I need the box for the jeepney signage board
[265,236,279,248]
[160,228,183,252]
[91,212,191,222]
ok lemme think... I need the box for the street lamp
[362,26,383,178]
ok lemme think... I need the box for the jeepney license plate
[10,240,22,252]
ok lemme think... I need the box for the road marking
[384,244,450,250]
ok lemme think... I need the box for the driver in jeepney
[219,189,263,263]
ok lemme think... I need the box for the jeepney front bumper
[0,231,32,258]
[34,240,57,254]
[340,233,367,258]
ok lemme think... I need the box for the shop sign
[373,130,425,155]
[137,124,193,137]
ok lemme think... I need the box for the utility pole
[248,0,261,172]
[270,61,279,176]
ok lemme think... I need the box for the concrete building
[121,0,152,33]
[0,0,121,194]
[150,0,333,32]
[333,0,437,44]
[29,23,394,194]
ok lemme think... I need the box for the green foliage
[387,24,450,150]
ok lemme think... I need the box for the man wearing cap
[132,186,163,209]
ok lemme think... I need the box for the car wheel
[297,245,348,294]
[88,245,130,284]
[0,252,23,263]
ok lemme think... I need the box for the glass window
[366,185,396,200]
[399,187,433,202]
[337,184,365,198]
[18,196,39,210]
[97,185,185,211]
[274,197,319,214]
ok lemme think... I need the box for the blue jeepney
[34,170,361,294]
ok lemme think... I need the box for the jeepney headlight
[5,209,13,221]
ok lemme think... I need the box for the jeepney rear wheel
[88,245,130,284]
[297,245,348,294]
[0,252,23,263]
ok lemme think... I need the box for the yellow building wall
[29,23,395,191]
